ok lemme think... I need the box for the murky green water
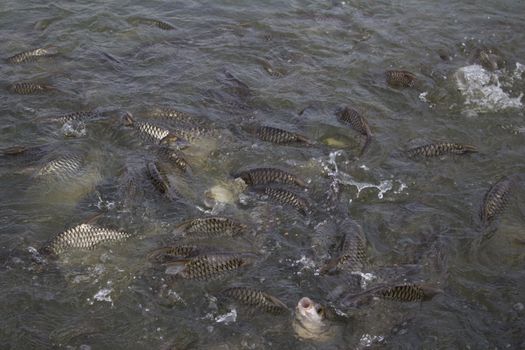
[1,1,524,349]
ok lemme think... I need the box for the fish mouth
[299,297,313,309]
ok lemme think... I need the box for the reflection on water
[1,0,525,349]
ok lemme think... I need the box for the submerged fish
[169,125,215,144]
[122,112,183,146]
[165,252,256,280]
[0,144,49,165]
[147,245,199,264]
[40,223,132,256]
[248,125,312,145]
[156,146,190,173]
[132,17,175,30]
[9,82,55,95]
[146,107,201,124]
[341,283,442,307]
[175,216,246,238]
[256,187,309,216]
[480,175,518,226]
[146,161,177,199]
[320,230,367,274]
[407,142,477,158]
[386,70,417,88]
[6,46,59,64]
[335,107,372,156]
[293,297,336,341]
[42,111,99,123]
[221,287,288,314]
[34,154,85,179]
[234,167,306,188]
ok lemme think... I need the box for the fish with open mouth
[293,297,338,342]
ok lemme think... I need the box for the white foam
[455,64,523,115]
[215,309,237,324]
[93,287,112,303]
[359,334,385,347]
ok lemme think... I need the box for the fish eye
[316,306,324,315]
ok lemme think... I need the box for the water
[1,0,524,348]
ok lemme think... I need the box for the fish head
[121,112,135,126]
[293,297,335,341]
[295,297,326,325]
[159,134,189,149]
[420,285,444,301]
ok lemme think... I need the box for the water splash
[455,64,523,115]
[215,309,237,324]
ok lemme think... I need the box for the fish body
[9,82,55,95]
[221,287,288,314]
[6,46,58,64]
[40,223,132,256]
[34,154,84,179]
[123,112,182,145]
[257,187,309,215]
[341,283,442,307]
[250,126,312,145]
[0,144,49,165]
[146,161,176,199]
[386,70,417,88]
[165,252,256,280]
[480,175,518,226]
[156,146,190,173]
[407,142,477,158]
[147,107,201,124]
[147,245,199,264]
[321,231,366,274]
[175,216,246,238]
[293,297,335,341]
[170,125,214,143]
[234,167,306,188]
[136,18,175,30]
[335,107,372,155]
[44,111,99,123]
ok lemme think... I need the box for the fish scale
[146,162,172,197]
[147,107,202,125]
[45,111,98,123]
[9,82,54,95]
[35,155,84,179]
[258,187,309,215]
[235,167,306,188]
[175,217,246,238]
[222,287,288,314]
[378,284,426,302]
[156,146,190,173]
[480,175,518,226]
[147,245,199,264]
[40,223,132,256]
[170,125,214,143]
[252,126,311,145]
[336,107,371,137]
[6,47,58,64]
[169,253,255,280]
[386,70,417,87]
[321,233,366,274]
[407,142,477,158]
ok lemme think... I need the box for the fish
[320,230,367,274]
[480,175,518,226]
[147,245,200,264]
[247,125,312,145]
[9,82,55,95]
[0,144,49,165]
[155,146,190,173]
[146,107,202,124]
[122,112,183,146]
[164,252,257,280]
[234,167,306,188]
[256,187,309,216]
[341,283,443,307]
[293,297,336,341]
[146,161,177,199]
[42,111,99,123]
[40,223,132,256]
[135,18,175,30]
[335,107,372,156]
[386,70,417,88]
[174,216,246,238]
[169,125,215,144]
[221,287,288,314]
[34,154,85,180]
[407,142,478,158]
[6,46,59,64]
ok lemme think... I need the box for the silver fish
[174,216,246,238]
[234,167,306,188]
[407,142,477,158]
[9,82,55,95]
[293,297,336,342]
[122,112,183,146]
[40,223,132,256]
[6,46,59,64]
[221,287,288,314]
[480,175,519,226]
